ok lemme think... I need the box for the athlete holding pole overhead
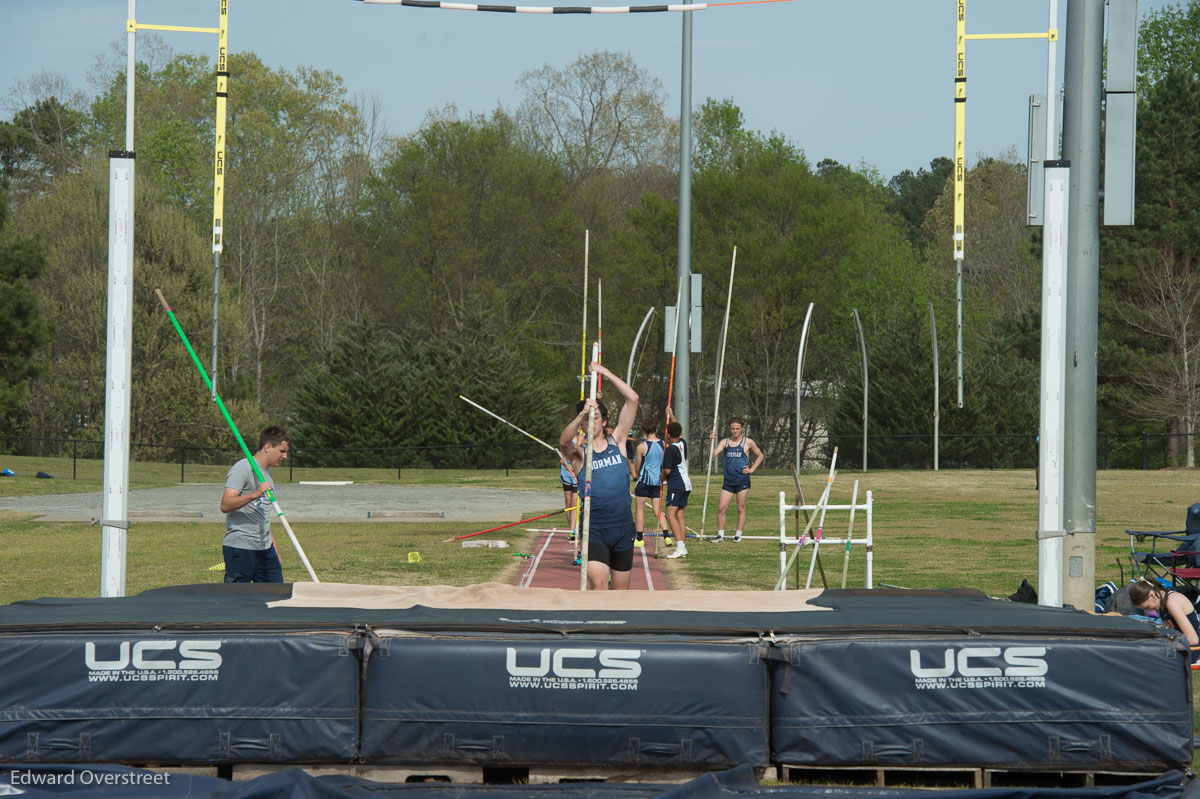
[559,361,639,590]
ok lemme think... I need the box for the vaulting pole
[597,278,604,396]
[626,306,656,385]
[794,302,815,469]
[774,451,837,591]
[448,506,577,543]
[580,230,589,401]
[661,278,685,521]
[156,289,319,582]
[841,480,859,588]
[460,395,559,456]
[580,342,600,590]
[700,247,736,538]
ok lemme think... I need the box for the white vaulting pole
[841,480,859,588]
[580,230,589,401]
[580,342,600,591]
[460,395,560,457]
[626,306,656,385]
[794,302,815,470]
[700,246,737,538]
[597,278,604,396]
[774,457,837,591]
[805,455,838,589]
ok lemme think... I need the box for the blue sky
[0,0,1172,179]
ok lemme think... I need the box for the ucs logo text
[85,641,223,671]
[910,646,1047,678]
[506,648,641,679]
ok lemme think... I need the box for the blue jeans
[223,544,283,583]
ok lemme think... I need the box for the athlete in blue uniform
[559,440,581,541]
[662,409,692,559]
[632,419,668,549]
[710,418,763,543]
[559,361,639,590]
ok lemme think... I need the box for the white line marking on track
[638,538,654,590]
[519,530,557,588]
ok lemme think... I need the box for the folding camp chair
[1126,503,1200,594]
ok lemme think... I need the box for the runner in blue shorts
[632,418,669,549]
[559,361,639,590]
[559,430,583,542]
[662,409,692,559]
[710,418,764,543]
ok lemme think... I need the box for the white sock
[717,530,725,538]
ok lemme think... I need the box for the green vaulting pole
[156,289,320,582]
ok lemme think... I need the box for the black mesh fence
[0,431,1193,481]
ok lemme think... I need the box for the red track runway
[516,529,669,590]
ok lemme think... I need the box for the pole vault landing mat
[0,584,1191,774]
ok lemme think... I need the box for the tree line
[1,3,1198,469]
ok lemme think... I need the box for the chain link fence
[1,431,1194,482]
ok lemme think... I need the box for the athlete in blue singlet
[662,410,693,559]
[559,361,639,590]
[710,418,764,543]
[559,443,580,540]
[632,419,669,548]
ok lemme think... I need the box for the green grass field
[0,464,1192,602]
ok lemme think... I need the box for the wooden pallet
[778,763,1163,789]
[233,763,769,785]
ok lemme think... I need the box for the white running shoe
[733,532,742,543]
[713,533,725,543]
[667,546,688,559]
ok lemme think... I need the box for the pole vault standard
[121,8,229,400]
[699,247,736,538]
[580,342,600,590]
[101,0,226,597]
[156,289,319,583]
[953,2,1058,409]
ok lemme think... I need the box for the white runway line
[519,530,558,588]
[638,540,655,590]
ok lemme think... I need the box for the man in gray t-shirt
[220,426,291,583]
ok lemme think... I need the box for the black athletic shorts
[587,541,634,572]
[666,489,691,508]
[634,480,661,498]
[587,522,635,551]
[722,481,750,494]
